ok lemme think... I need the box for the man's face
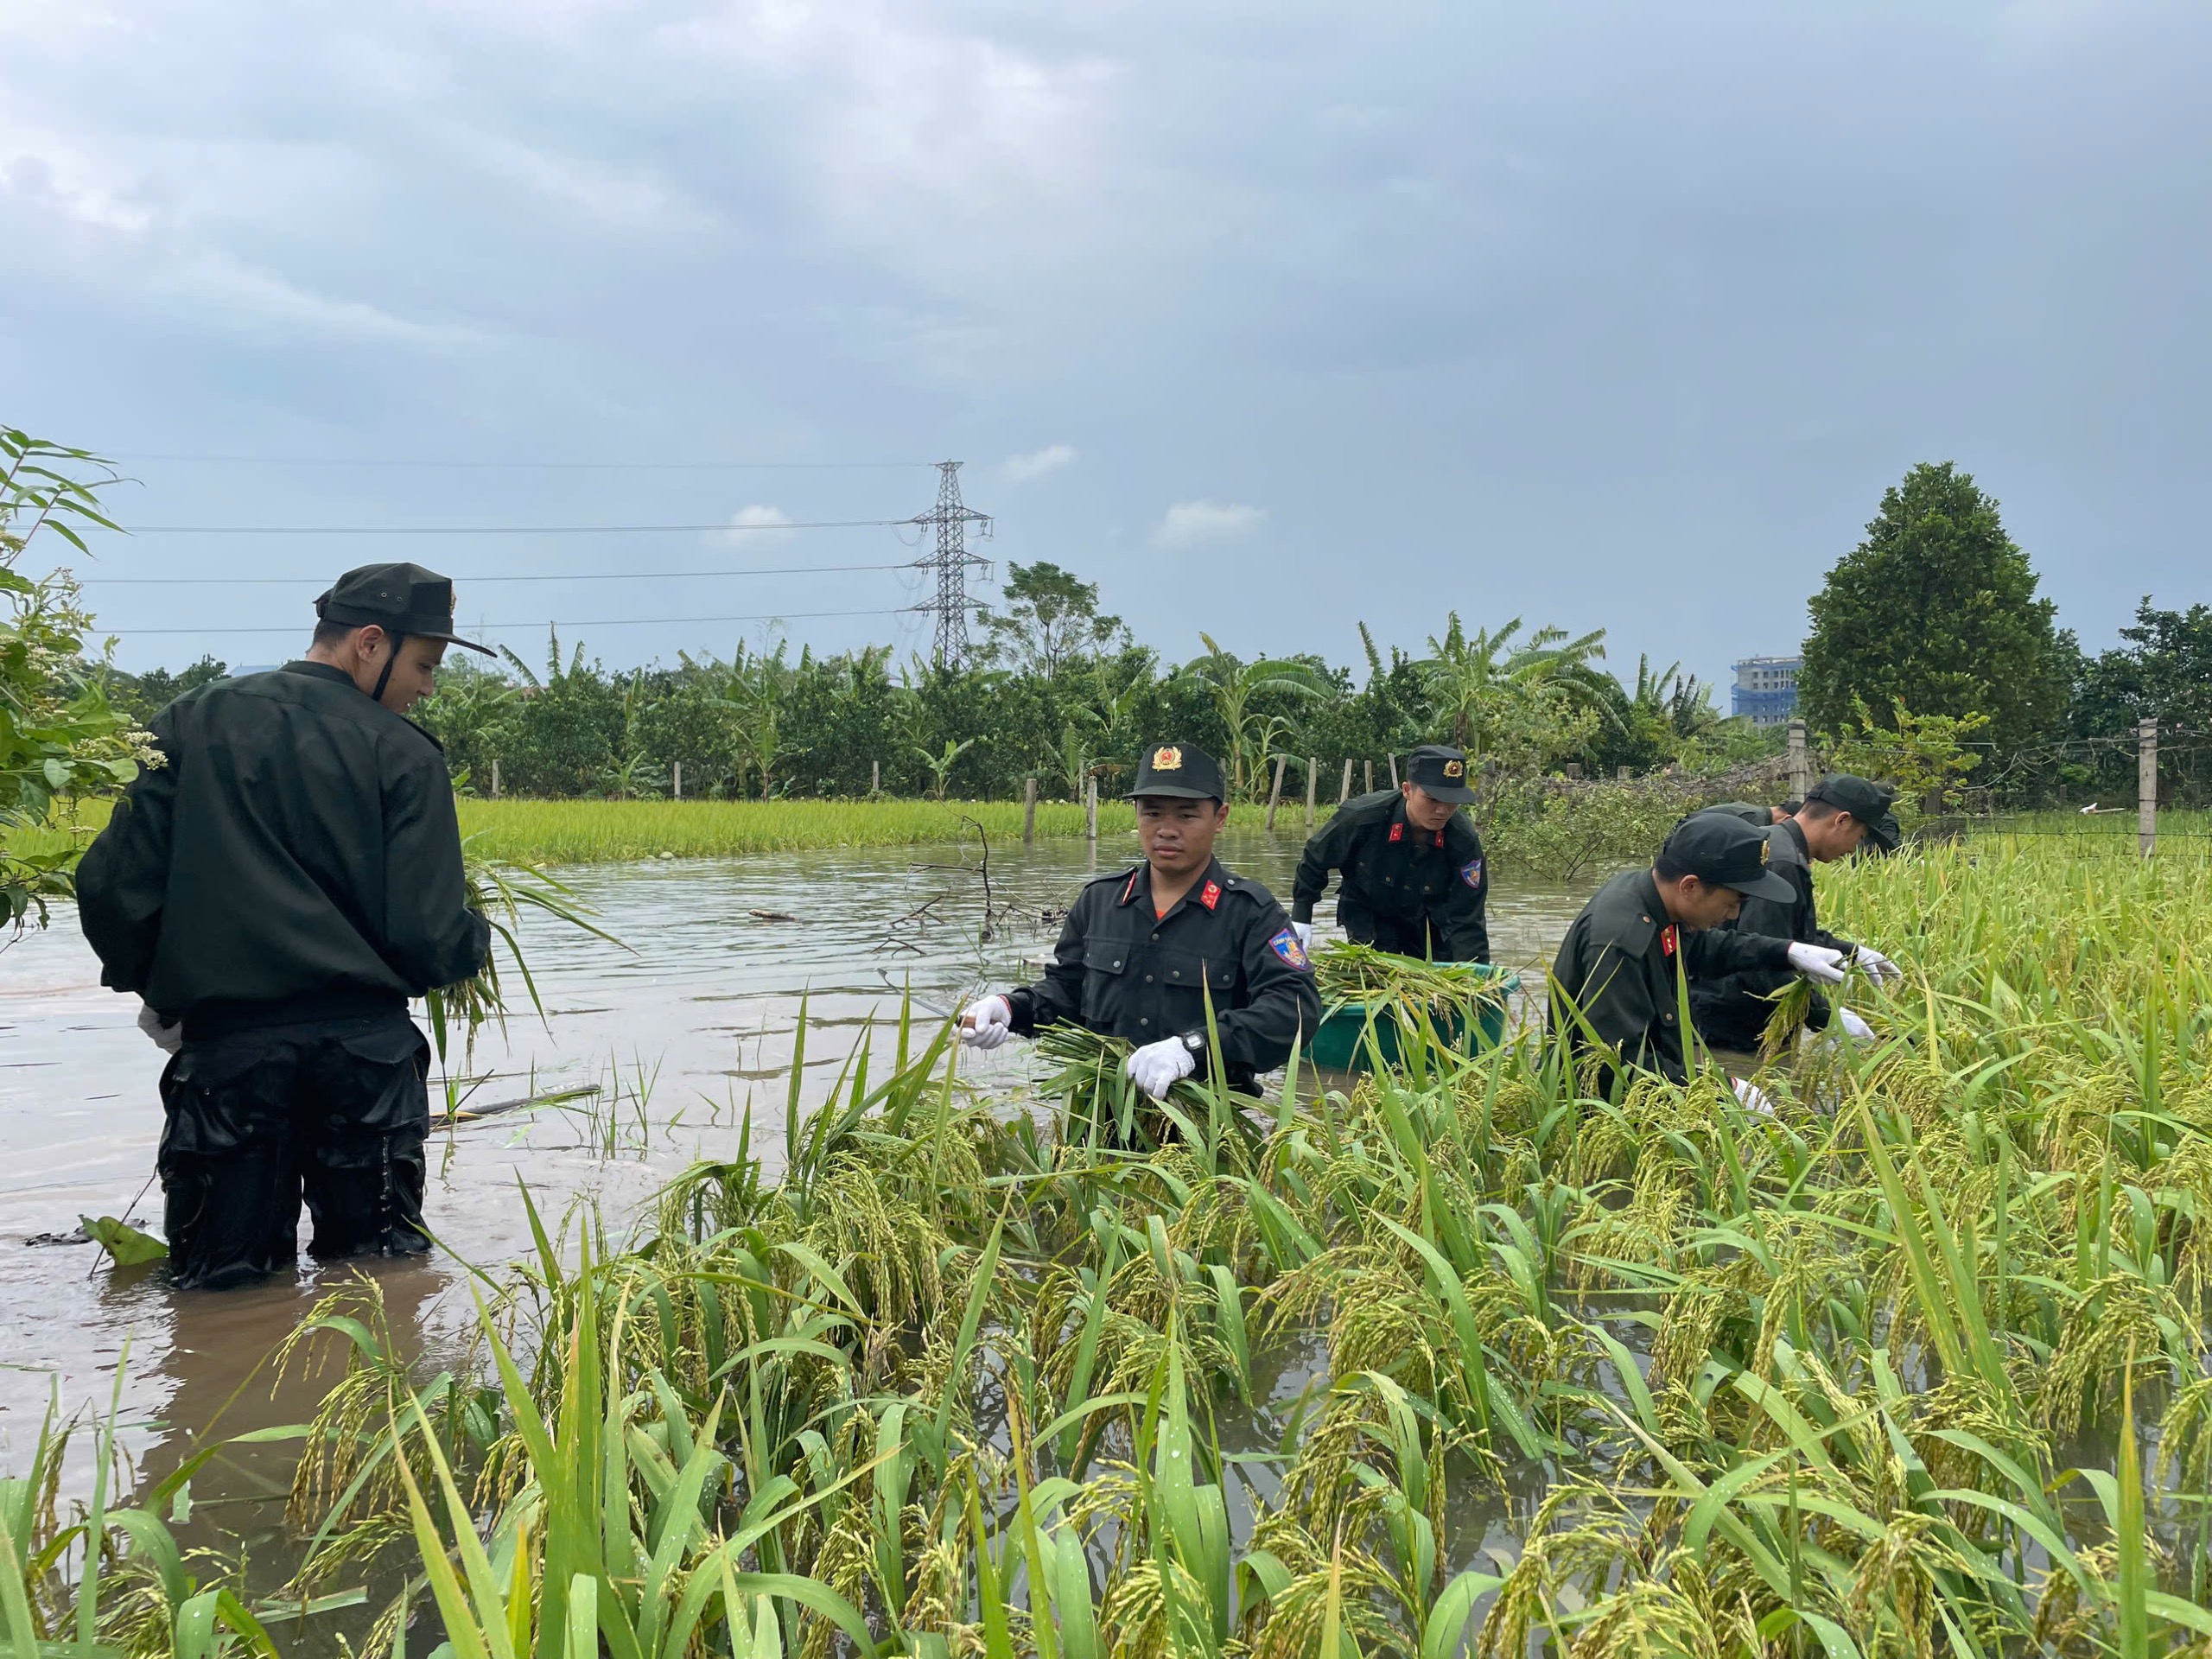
[1136,795,1227,877]
[1400,781,1458,834]
[1672,875,1745,931]
[1799,810,1869,863]
[356,630,448,713]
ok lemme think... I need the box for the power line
[79,561,912,586]
[97,518,912,536]
[95,607,912,637]
[105,454,936,471]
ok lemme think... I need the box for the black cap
[1405,743,1477,804]
[315,563,494,656]
[1661,814,1794,901]
[1806,773,1901,852]
[1128,741,1226,801]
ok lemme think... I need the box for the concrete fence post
[1084,775,1098,842]
[1387,754,1399,789]
[1306,758,1318,829]
[1266,755,1287,831]
[490,759,500,799]
[1023,776,1038,843]
[1364,760,1375,794]
[2140,716,2159,857]
[672,760,683,800]
[1339,758,1353,804]
[1787,719,1811,803]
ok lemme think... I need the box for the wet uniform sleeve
[381,740,492,993]
[1008,890,1090,1034]
[1434,836,1490,963]
[1290,813,1356,925]
[74,703,183,999]
[1554,934,1684,1084]
[1195,897,1320,1073]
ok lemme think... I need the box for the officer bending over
[959,742,1320,1100]
[1688,774,1904,1054]
[76,563,493,1290]
[1549,814,1847,1103]
[1291,744,1489,962]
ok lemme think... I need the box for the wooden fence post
[1787,719,1810,803]
[1266,755,1287,831]
[1364,760,1375,794]
[1339,759,1353,804]
[1084,775,1098,842]
[1305,758,1318,829]
[1023,776,1038,843]
[2140,717,2158,857]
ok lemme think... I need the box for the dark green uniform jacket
[1688,816,1852,1052]
[1290,790,1489,963]
[77,662,490,1027]
[1548,868,1793,1090]
[1010,856,1322,1089]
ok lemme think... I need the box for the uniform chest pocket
[1150,950,1239,995]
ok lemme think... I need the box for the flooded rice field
[0,829,1592,1556]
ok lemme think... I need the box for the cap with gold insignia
[315,563,495,656]
[1406,743,1478,805]
[1127,741,1226,801]
[1661,813,1794,900]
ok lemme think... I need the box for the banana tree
[1178,635,1328,801]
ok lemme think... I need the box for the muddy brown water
[0,828,1596,1622]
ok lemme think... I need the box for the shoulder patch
[1268,927,1312,971]
[1459,856,1484,888]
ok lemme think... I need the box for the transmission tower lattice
[909,460,993,664]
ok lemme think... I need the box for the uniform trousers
[156,1012,432,1290]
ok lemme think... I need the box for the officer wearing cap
[1688,774,1905,1053]
[957,741,1320,1110]
[1290,743,1490,963]
[77,563,495,1289]
[1548,814,1850,1097]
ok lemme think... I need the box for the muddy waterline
[0,827,1596,1601]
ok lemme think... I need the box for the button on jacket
[77,661,491,1022]
[1009,856,1321,1088]
[1688,816,1855,1052]
[1549,868,1794,1090]
[1291,790,1490,963]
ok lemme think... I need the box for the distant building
[1732,656,1802,727]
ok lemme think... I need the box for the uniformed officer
[1290,743,1489,962]
[957,741,1321,1102]
[1688,774,1904,1054]
[76,563,494,1290]
[1548,813,1849,1099]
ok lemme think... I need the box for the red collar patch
[1433,829,1446,849]
[1199,880,1222,911]
[1661,924,1678,957]
[1388,822,1404,842]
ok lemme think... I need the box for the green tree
[0,430,147,928]
[111,654,228,724]
[1800,461,2066,755]
[1414,614,1609,773]
[1176,634,1329,801]
[974,561,1128,675]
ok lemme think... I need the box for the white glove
[1786,943,1848,985]
[137,1001,183,1054]
[1853,945,1903,986]
[1837,1007,1876,1042]
[1126,1036,1197,1100]
[957,995,1013,1050]
[1291,920,1313,950]
[1732,1077,1777,1116]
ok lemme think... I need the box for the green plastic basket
[1308,959,1521,1072]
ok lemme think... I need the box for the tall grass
[452,798,1141,863]
[19,834,2212,1657]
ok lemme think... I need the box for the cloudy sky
[5,1,2206,696]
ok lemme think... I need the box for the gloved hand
[1126,1036,1197,1099]
[1853,945,1904,986]
[957,995,1013,1050]
[1837,1007,1877,1042]
[1786,942,1848,984]
[1291,920,1313,951]
[1732,1076,1777,1116]
[137,1001,183,1054]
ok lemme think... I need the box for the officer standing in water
[76,563,493,1289]
[1290,743,1490,962]
[1549,812,1849,1103]
[957,741,1320,1099]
